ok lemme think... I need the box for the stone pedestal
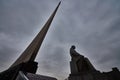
[68,74,94,80]
[68,71,101,80]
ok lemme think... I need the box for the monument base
[68,71,100,80]
[68,67,120,80]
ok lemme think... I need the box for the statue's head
[71,45,76,49]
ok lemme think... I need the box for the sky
[0,0,120,80]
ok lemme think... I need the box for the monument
[0,1,61,80]
[68,45,120,80]
[1,1,120,80]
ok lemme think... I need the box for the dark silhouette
[0,1,61,80]
[68,45,120,80]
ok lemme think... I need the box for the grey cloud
[1,0,120,80]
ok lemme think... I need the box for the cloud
[0,0,120,80]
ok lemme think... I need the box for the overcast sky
[0,0,120,80]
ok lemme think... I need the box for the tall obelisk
[0,2,61,80]
[10,1,61,68]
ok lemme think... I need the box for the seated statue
[70,45,96,73]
